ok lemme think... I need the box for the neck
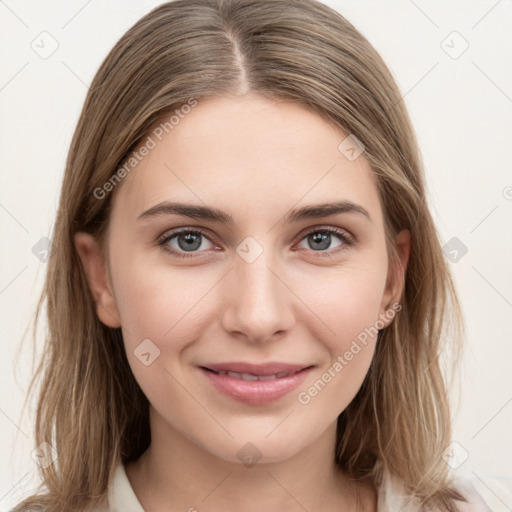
[124,406,376,512]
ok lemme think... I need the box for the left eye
[158,226,353,259]
[296,228,351,252]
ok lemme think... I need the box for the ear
[379,229,410,322]
[74,232,121,328]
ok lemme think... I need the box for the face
[76,94,409,464]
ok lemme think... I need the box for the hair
[12,0,466,510]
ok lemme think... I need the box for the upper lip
[201,362,313,376]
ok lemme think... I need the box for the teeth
[213,369,295,380]
[241,372,259,381]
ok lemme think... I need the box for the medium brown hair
[13,0,465,510]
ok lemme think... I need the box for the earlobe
[74,232,121,328]
[380,229,411,323]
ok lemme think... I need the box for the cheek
[110,263,210,408]
[293,263,387,408]
[110,250,222,362]
[297,261,388,345]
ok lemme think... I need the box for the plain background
[1,0,511,510]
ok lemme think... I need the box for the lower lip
[199,367,313,405]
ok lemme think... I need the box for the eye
[157,225,354,260]
[158,228,217,259]
[295,226,353,256]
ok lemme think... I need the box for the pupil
[179,233,201,251]
[310,232,330,250]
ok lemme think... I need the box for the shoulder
[103,462,145,512]
[376,470,492,512]
[449,475,498,512]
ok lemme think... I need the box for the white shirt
[99,463,492,511]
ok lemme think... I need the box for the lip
[199,362,314,405]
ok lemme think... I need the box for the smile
[198,363,314,405]
[208,369,302,380]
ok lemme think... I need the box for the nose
[220,245,295,344]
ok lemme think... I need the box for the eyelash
[157,226,354,260]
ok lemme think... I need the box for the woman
[12,0,490,510]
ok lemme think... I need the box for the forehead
[111,94,382,226]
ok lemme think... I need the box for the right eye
[158,228,219,259]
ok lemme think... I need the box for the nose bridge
[222,236,293,341]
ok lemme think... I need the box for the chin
[203,430,309,466]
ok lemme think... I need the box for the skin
[75,94,410,512]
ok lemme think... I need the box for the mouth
[198,362,315,405]
[201,367,307,381]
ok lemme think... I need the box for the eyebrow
[137,200,372,225]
